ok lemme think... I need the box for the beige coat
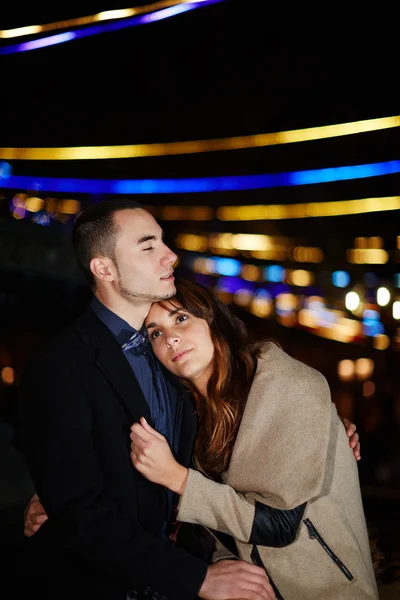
[178,342,378,599]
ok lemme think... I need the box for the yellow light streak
[0,115,399,160]
[0,0,190,39]
[217,196,400,220]
[1,25,42,38]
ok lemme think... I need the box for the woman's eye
[143,247,153,252]
[149,330,161,340]
[176,314,188,323]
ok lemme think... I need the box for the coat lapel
[75,308,152,425]
[95,345,152,425]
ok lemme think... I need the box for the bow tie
[121,331,151,355]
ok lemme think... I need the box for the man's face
[112,208,177,302]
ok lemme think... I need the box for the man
[18,199,276,600]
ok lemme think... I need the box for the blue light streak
[0,0,224,55]
[291,160,400,185]
[1,160,399,194]
[14,32,77,53]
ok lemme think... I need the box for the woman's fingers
[140,416,165,439]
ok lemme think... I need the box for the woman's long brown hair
[159,278,262,481]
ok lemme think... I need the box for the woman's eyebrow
[146,308,181,329]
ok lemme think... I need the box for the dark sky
[1,2,399,228]
[0,3,399,316]
[2,2,399,149]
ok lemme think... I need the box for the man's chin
[158,287,176,300]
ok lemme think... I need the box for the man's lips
[160,271,174,280]
[172,349,192,362]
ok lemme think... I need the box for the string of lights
[1,115,398,160]
[6,194,400,222]
[0,0,195,39]
[0,0,223,55]
[0,160,399,194]
[153,196,400,220]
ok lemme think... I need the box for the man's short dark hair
[72,198,144,288]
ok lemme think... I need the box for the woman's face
[145,301,214,394]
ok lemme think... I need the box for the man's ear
[90,257,115,282]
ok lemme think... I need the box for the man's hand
[130,417,188,495]
[199,559,275,600]
[341,417,361,460]
[24,493,48,537]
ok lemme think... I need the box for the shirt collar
[91,296,146,348]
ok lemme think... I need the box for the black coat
[18,308,208,600]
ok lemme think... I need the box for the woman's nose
[166,334,180,347]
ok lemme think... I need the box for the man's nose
[161,244,178,265]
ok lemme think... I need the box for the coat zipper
[303,518,354,581]
[251,544,285,600]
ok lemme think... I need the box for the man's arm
[340,416,361,460]
[199,560,275,600]
[23,500,274,600]
[19,352,275,600]
[18,352,207,600]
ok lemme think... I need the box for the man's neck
[94,291,150,331]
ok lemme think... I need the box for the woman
[130,278,378,600]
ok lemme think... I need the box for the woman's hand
[130,417,188,495]
[24,493,48,537]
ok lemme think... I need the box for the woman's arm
[131,419,309,547]
[176,468,306,546]
[27,411,360,545]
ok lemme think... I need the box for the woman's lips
[172,349,192,362]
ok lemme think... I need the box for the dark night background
[0,2,399,597]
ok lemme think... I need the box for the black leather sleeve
[249,501,307,547]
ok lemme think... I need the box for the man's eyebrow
[146,308,181,329]
[137,234,157,244]
[137,231,164,245]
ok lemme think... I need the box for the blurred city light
[363,381,376,397]
[377,287,391,307]
[338,359,355,381]
[1,367,14,385]
[393,301,400,320]
[345,291,361,312]
[265,265,286,283]
[355,358,374,380]
[332,270,351,288]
